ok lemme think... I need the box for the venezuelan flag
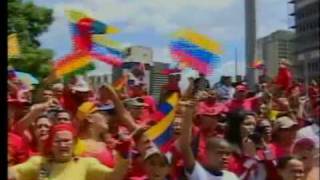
[170,29,222,75]
[145,93,179,152]
[54,52,93,77]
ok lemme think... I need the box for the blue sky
[33,0,292,82]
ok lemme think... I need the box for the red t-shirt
[226,97,260,112]
[269,142,292,159]
[8,132,30,165]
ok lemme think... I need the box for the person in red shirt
[226,85,260,112]
[160,72,181,104]
[274,59,293,91]
[123,97,150,127]
[225,110,275,180]
[62,77,93,115]
[191,95,228,166]
[269,116,299,159]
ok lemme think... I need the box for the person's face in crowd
[199,115,218,133]
[144,154,170,180]
[278,126,298,144]
[279,159,304,180]
[240,115,256,138]
[56,112,72,124]
[207,143,231,170]
[52,130,74,162]
[102,133,118,150]
[292,144,316,171]
[88,112,109,133]
[35,117,52,142]
[43,90,54,101]
[129,106,143,120]
[173,115,182,137]
[224,77,232,86]
[236,90,247,100]
[53,88,63,98]
[258,120,272,142]
[259,103,269,115]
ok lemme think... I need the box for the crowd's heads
[277,156,304,180]
[206,137,232,170]
[124,97,148,120]
[76,102,111,134]
[226,110,257,147]
[292,138,317,171]
[279,58,291,68]
[33,115,53,142]
[273,116,298,144]
[46,123,77,162]
[143,148,171,180]
[55,110,72,124]
[235,85,248,99]
[52,83,64,98]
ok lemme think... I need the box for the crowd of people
[7,61,319,180]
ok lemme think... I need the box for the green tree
[8,0,54,81]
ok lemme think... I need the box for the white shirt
[186,162,239,180]
[296,123,320,148]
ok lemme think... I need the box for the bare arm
[99,85,139,132]
[178,100,196,171]
[13,102,49,133]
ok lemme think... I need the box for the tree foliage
[8,0,54,80]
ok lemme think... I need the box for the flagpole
[235,48,238,79]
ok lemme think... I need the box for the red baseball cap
[196,102,227,116]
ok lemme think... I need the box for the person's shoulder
[222,170,239,180]
[297,125,313,134]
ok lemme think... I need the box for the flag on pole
[145,93,179,152]
[169,29,222,75]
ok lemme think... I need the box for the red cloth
[226,97,260,112]
[8,132,30,165]
[269,142,291,159]
[82,148,115,168]
[275,67,293,90]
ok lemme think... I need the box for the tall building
[289,0,320,81]
[149,62,169,101]
[85,74,111,90]
[256,30,295,78]
[245,0,257,87]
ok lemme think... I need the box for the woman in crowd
[8,123,131,180]
[225,110,275,180]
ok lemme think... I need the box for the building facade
[85,74,111,90]
[257,30,295,78]
[149,62,169,101]
[289,0,320,81]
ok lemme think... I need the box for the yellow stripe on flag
[145,93,179,140]
[65,9,90,23]
[172,29,223,54]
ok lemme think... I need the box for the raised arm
[13,101,51,133]
[99,85,139,132]
[178,100,196,170]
